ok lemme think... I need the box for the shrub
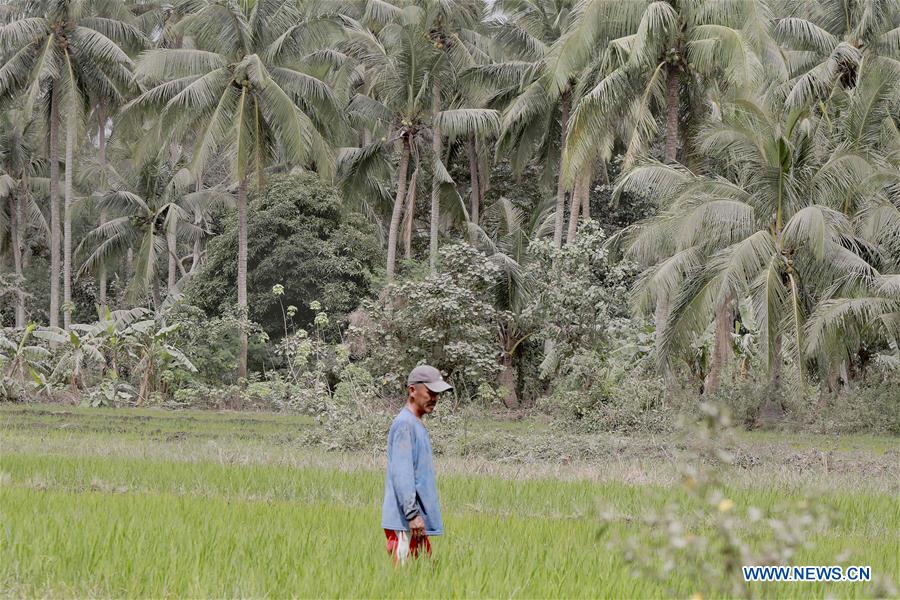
[542,373,674,434]
[83,379,136,407]
[706,374,792,428]
[302,363,391,451]
[698,362,898,434]
[165,304,243,386]
[522,221,636,387]
[350,242,504,400]
[796,374,900,435]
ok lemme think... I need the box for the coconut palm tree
[77,149,230,311]
[561,0,775,177]
[421,0,485,272]
[82,2,157,309]
[0,0,142,327]
[451,22,497,237]
[126,0,342,377]
[806,273,900,389]
[558,0,776,383]
[800,53,900,385]
[464,0,581,249]
[117,1,199,303]
[0,109,48,328]
[773,0,900,109]
[613,76,896,394]
[339,1,497,281]
[128,0,195,49]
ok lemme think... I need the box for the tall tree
[0,109,48,328]
[0,0,141,327]
[421,0,483,272]
[63,96,75,327]
[469,196,552,406]
[800,54,900,385]
[774,0,900,109]
[128,0,340,377]
[614,69,897,393]
[469,0,581,248]
[557,0,773,376]
[340,1,495,280]
[78,148,228,310]
[562,0,775,174]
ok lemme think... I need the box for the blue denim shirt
[380,407,443,535]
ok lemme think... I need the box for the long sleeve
[389,422,419,522]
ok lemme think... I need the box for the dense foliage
[1,0,898,432]
[185,172,380,337]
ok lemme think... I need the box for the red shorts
[384,529,431,561]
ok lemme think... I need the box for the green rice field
[1,404,897,598]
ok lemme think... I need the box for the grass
[736,429,899,455]
[1,404,315,441]
[1,403,898,598]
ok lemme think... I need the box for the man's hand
[408,515,426,541]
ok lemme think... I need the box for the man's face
[408,383,439,415]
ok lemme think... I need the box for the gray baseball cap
[407,365,453,393]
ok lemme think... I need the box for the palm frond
[565,67,633,177]
[750,254,788,371]
[135,48,227,82]
[0,17,49,49]
[775,17,838,54]
[78,17,146,49]
[434,108,500,138]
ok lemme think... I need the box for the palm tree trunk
[566,167,590,243]
[477,137,489,207]
[151,275,162,313]
[190,173,203,274]
[386,137,410,282]
[126,247,133,280]
[191,226,202,273]
[565,176,581,244]
[705,295,733,395]
[167,221,178,294]
[63,117,74,328]
[12,189,26,328]
[499,351,518,408]
[825,366,839,392]
[237,175,249,379]
[582,165,593,220]
[466,135,480,234]
[839,360,850,388]
[402,160,418,261]
[771,333,782,389]
[49,81,61,328]
[97,101,108,307]
[553,89,571,248]
[599,159,609,186]
[580,165,591,219]
[664,63,680,163]
[429,81,441,274]
[656,298,674,385]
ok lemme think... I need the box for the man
[381,365,452,565]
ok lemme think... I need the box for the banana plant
[0,323,51,399]
[122,319,196,405]
[28,306,147,391]
[33,326,107,391]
